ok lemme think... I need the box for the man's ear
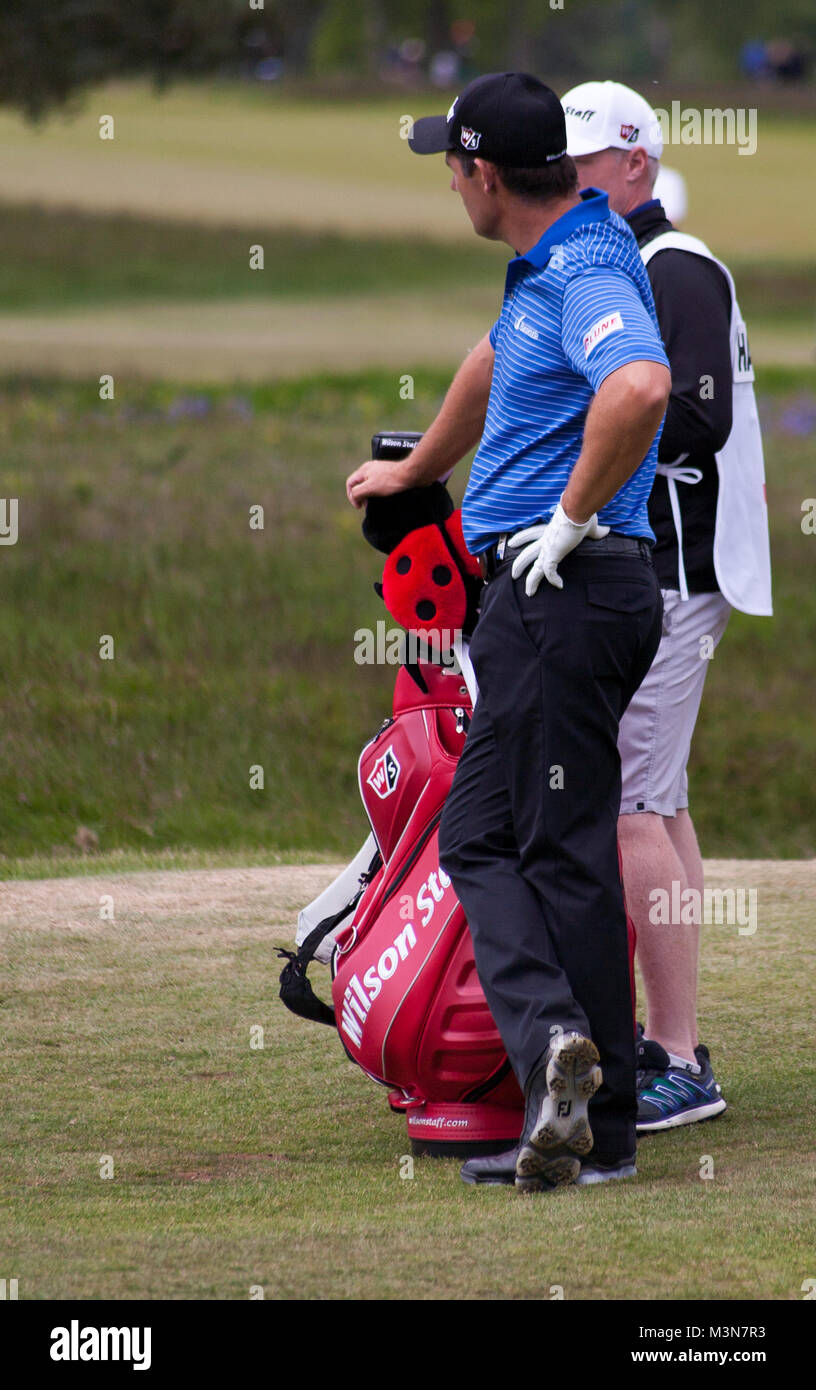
[475,158,498,192]
[627,146,650,182]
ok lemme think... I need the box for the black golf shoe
[515,1032,603,1191]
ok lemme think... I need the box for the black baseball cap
[409,72,567,167]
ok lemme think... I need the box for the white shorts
[618,589,731,817]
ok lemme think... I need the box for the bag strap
[277,847,381,1026]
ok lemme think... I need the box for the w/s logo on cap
[460,126,482,151]
[620,124,639,143]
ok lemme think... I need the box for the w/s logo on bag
[367,746,401,799]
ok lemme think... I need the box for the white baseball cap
[561,80,663,159]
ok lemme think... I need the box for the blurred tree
[0,0,811,118]
[312,0,368,76]
[270,1,332,76]
[426,0,455,54]
[0,0,278,117]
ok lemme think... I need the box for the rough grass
[0,201,809,318]
[0,372,453,864]
[0,201,809,382]
[0,202,505,310]
[1,368,815,865]
[1,859,813,1300]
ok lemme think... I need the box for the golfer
[346,72,670,1191]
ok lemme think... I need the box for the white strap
[453,632,479,708]
[655,458,703,602]
[640,231,714,267]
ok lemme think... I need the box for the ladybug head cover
[363,485,482,639]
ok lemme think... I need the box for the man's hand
[346,459,411,509]
[509,502,610,595]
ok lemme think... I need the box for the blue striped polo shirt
[462,189,669,554]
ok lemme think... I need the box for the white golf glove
[509,501,610,595]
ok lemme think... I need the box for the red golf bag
[281,649,638,1156]
[334,658,526,1155]
[280,655,525,1154]
[279,439,636,1157]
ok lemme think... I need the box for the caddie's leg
[618,811,700,1060]
[618,590,731,1061]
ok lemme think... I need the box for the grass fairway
[0,286,500,382]
[0,293,810,384]
[0,82,813,261]
[1,858,813,1301]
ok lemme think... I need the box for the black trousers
[439,544,663,1161]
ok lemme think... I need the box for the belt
[478,530,653,581]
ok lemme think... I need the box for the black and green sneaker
[636,1030,727,1133]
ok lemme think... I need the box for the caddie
[346,72,670,1191]
[560,80,773,1133]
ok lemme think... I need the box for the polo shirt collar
[511,188,610,270]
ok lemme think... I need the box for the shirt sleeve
[488,318,500,349]
[561,267,668,393]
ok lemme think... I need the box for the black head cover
[363,482,455,555]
